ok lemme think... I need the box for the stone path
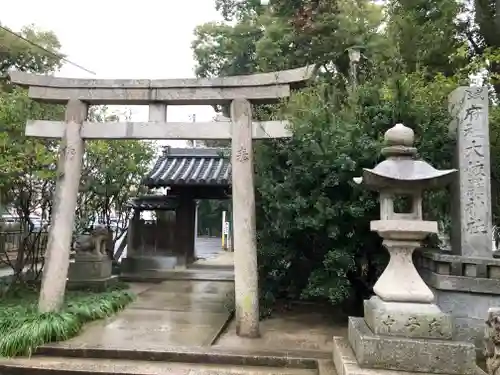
[0,259,341,374]
[195,237,226,261]
[193,250,234,268]
[47,280,235,349]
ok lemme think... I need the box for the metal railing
[0,229,48,268]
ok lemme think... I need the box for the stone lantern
[333,123,483,375]
[354,123,456,304]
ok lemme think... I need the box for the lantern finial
[384,123,414,146]
[381,123,417,158]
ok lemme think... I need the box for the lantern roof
[354,123,456,191]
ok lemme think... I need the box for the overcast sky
[3,0,225,147]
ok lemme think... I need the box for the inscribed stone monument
[416,86,500,353]
[449,86,491,258]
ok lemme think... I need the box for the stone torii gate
[9,66,313,337]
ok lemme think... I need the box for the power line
[0,23,96,75]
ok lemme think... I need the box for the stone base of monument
[66,275,119,292]
[332,296,485,375]
[67,255,116,291]
[416,250,500,351]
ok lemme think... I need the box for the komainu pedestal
[68,226,116,291]
[333,123,485,375]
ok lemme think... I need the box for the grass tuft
[0,284,134,357]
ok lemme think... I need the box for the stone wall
[417,249,500,348]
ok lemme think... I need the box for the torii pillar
[230,99,259,337]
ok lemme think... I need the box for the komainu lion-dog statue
[74,225,112,258]
[485,308,500,375]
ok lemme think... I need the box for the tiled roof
[144,147,231,187]
[127,195,179,211]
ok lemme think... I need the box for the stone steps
[189,263,234,271]
[0,356,320,375]
[36,345,324,367]
[120,269,234,282]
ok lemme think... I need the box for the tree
[0,24,64,287]
[465,0,500,96]
[0,25,155,298]
[385,0,466,77]
[254,71,457,314]
[193,21,263,78]
[197,199,230,237]
[0,23,63,75]
[76,106,155,251]
[0,87,61,281]
[193,0,386,82]
[0,24,64,200]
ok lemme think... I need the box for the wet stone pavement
[49,280,236,349]
[214,306,346,355]
[0,245,340,374]
[194,237,225,261]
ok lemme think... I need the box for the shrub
[0,285,134,357]
[255,74,456,315]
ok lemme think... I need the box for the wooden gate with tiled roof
[144,147,231,199]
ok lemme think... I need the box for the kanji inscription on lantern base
[449,86,492,257]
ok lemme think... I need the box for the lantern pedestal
[334,294,482,375]
[333,219,480,375]
[334,320,480,375]
[371,219,438,303]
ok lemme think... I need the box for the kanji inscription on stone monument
[449,86,492,257]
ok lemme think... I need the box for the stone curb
[35,346,327,369]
